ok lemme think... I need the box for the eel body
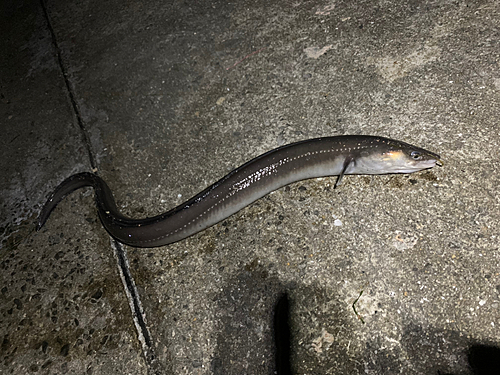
[37,135,442,247]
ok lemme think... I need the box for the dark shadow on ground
[274,292,292,375]
[439,344,500,375]
[211,266,499,375]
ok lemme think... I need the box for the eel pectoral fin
[335,155,354,189]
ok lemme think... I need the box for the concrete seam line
[110,239,164,374]
[39,0,97,171]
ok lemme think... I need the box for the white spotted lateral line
[128,142,375,245]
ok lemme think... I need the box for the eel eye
[410,151,422,160]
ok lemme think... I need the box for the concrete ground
[1,0,499,374]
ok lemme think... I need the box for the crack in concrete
[111,240,165,375]
[40,0,97,171]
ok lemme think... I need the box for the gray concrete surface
[1,0,499,374]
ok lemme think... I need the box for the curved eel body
[37,136,442,247]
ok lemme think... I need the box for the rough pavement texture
[1,0,499,374]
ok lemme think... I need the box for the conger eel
[37,135,442,247]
